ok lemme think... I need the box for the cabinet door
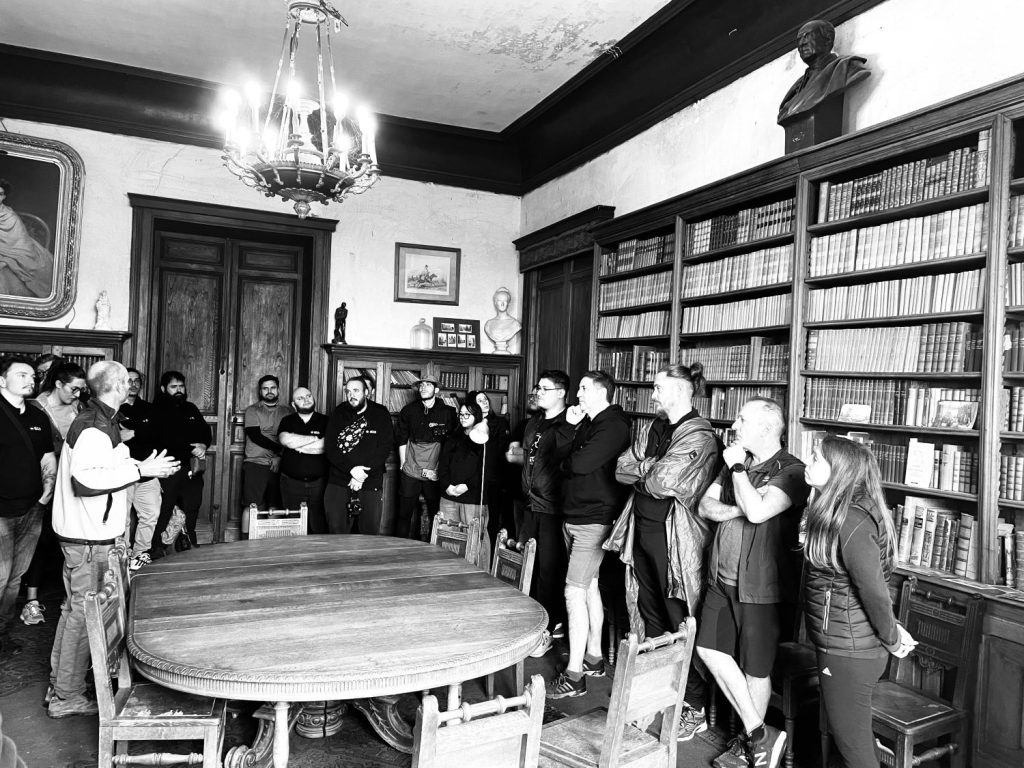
[975,627,1024,767]
[330,359,385,409]
[386,360,428,415]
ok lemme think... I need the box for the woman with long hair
[438,399,494,568]
[803,435,917,768]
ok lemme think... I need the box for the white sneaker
[128,552,152,571]
[529,630,553,658]
[20,600,45,625]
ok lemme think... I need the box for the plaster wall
[0,119,522,352]
[522,0,1024,231]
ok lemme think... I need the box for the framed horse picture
[394,242,461,305]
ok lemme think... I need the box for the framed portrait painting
[394,243,460,305]
[0,132,85,319]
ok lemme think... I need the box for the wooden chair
[85,574,226,767]
[412,673,546,768]
[0,712,27,768]
[539,618,696,767]
[248,502,308,539]
[429,513,481,564]
[485,530,537,697]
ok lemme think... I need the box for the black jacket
[395,399,457,445]
[151,393,211,463]
[325,400,394,490]
[562,405,632,524]
[804,501,900,658]
[520,410,574,516]
[118,398,160,461]
[438,430,497,504]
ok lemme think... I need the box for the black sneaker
[713,734,750,768]
[546,672,586,699]
[582,657,606,677]
[747,724,786,768]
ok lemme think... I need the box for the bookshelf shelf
[800,418,979,438]
[623,410,657,418]
[707,417,734,426]
[1005,305,1024,318]
[803,310,984,329]
[679,324,789,339]
[881,481,977,502]
[680,282,790,305]
[1001,431,1024,441]
[598,300,673,316]
[1010,176,1024,193]
[682,232,793,264]
[706,379,788,387]
[1007,245,1024,263]
[998,499,1024,510]
[801,370,982,380]
[598,261,674,283]
[617,380,654,387]
[804,252,988,287]
[807,186,989,236]
[596,335,671,344]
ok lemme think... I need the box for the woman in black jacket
[438,400,494,567]
[803,436,917,768]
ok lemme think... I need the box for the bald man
[277,387,328,534]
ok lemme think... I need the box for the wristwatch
[730,462,746,474]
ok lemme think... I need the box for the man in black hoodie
[547,370,631,698]
[324,377,394,534]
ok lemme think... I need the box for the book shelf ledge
[678,324,789,339]
[616,380,654,387]
[808,186,989,235]
[1007,245,1024,263]
[680,282,791,305]
[881,481,977,501]
[800,418,979,437]
[805,252,988,287]
[1005,305,1024,317]
[596,335,671,344]
[998,498,1024,509]
[803,310,983,329]
[1000,431,1024,441]
[682,232,793,264]
[705,379,788,387]
[598,261,674,283]
[598,300,673,316]
[1010,176,1024,193]
[801,370,982,380]
[623,410,657,418]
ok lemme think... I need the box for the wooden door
[150,231,308,542]
[527,251,593,393]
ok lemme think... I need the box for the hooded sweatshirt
[562,404,632,525]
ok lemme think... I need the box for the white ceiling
[1,0,671,131]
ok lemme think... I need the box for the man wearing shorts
[697,397,809,768]
[547,370,630,698]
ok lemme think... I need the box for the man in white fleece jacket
[47,361,179,719]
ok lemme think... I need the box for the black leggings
[818,650,888,768]
[519,506,567,633]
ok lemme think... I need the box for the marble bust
[777,19,870,126]
[484,287,521,355]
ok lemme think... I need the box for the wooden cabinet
[0,326,131,368]
[975,600,1024,767]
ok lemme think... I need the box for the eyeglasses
[458,411,474,418]
[535,386,563,392]
[68,386,87,395]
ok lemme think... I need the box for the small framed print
[432,317,480,352]
[394,243,461,305]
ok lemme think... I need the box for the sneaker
[747,724,786,768]
[128,552,152,571]
[713,734,750,768]
[528,630,553,658]
[20,600,45,625]
[581,656,605,677]
[677,704,707,742]
[547,672,586,699]
[550,622,565,640]
[47,693,99,719]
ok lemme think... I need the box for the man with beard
[118,367,162,569]
[394,375,457,540]
[324,377,393,535]
[242,375,293,514]
[151,371,211,554]
[277,386,328,533]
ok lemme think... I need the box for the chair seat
[871,681,964,733]
[539,708,665,768]
[113,683,225,723]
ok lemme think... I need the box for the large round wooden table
[127,535,547,768]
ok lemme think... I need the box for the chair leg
[202,726,221,768]
[707,679,718,728]
[485,672,496,699]
[950,722,968,768]
[783,715,795,768]
[514,660,524,695]
[97,729,114,768]
[895,736,914,768]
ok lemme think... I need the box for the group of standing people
[511,363,917,768]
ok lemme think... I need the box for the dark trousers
[396,473,440,540]
[279,474,327,534]
[154,468,204,547]
[632,513,707,709]
[323,483,384,535]
[818,650,888,768]
[243,462,282,509]
[520,505,568,633]
[23,502,58,587]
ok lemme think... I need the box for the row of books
[630,416,654,445]
[807,202,989,277]
[391,369,422,386]
[697,385,787,421]
[681,294,790,334]
[999,526,1024,588]
[388,388,417,412]
[680,337,789,381]
[1003,386,1024,432]
[615,386,655,415]
[805,323,982,373]
[343,367,377,390]
[597,310,671,339]
[436,371,469,390]
[1004,322,1024,372]
[802,378,981,427]
[680,245,793,297]
[601,233,675,276]
[595,345,669,383]
[816,131,990,223]
[686,199,795,256]
[481,373,511,391]
[806,270,984,322]
[598,271,672,311]
[1005,261,1024,307]
[895,498,973,575]
[999,454,1024,501]
[903,438,979,493]
[1006,194,1024,249]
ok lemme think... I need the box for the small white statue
[94,290,111,330]
[484,286,521,355]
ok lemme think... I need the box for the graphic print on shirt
[336,415,367,454]
[527,429,544,466]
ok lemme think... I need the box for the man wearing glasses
[394,375,457,540]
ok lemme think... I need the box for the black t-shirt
[278,412,329,481]
[0,394,54,517]
[633,410,699,522]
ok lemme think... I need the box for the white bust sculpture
[94,290,111,330]
[484,286,521,355]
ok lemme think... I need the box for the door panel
[157,270,223,414]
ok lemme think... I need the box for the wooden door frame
[127,195,337,404]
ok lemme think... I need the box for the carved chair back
[490,529,536,594]
[430,514,481,564]
[248,502,309,539]
[84,573,132,723]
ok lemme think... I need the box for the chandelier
[218,0,380,218]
